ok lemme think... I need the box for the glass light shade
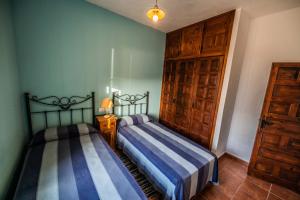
[100,97,113,118]
[100,97,113,109]
[147,6,165,22]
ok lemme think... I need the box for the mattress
[14,124,146,200]
[117,115,218,200]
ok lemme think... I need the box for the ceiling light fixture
[146,0,165,23]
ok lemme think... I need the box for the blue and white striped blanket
[117,115,218,200]
[14,124,146,200]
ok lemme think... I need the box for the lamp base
[104,114,111,118]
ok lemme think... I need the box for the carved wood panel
[159,61,178,126]
[201,11,234,56]
[248,63,300,193]
[180,23,203,57]
[173,60,195,133]
[165,30,182,59]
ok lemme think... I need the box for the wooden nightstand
[96,115,117,149]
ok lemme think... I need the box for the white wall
[226,6,300,161]
[211,8,252,157]
[213,9,252,157]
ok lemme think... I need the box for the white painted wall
[211,8,252,157]
[213,9,252,157]
[210,8,240,155]
[226,6,300,161]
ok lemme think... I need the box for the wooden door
[189,56,224,148]
[248,63,300,193]
[180,23,203,57]
[159,61,178,126]
[173,60,195,134]
[165,30,182,59]
[201,11,234,56]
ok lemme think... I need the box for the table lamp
[100,97,113,118]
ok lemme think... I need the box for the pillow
[118,114,151,128]
[30,123,98,146]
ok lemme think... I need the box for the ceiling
[87,0,300,32]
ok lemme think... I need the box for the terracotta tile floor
[193,154,300,200]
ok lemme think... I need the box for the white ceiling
[87,0,300,32]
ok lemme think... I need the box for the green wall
[13,0,165,131]
[0,0,164,196]
[0,0,25,198]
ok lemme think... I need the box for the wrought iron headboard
[112,91,149,117]
[25,92,95,137]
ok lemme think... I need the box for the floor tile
[200,183,231,200]
[218,154,231,167]
[217,168,245,198]
[246,175,271,191]
[223,164,248,181]
[267,193,282,200]
[220,155,248,180]
[270,184,300,200]
[233,180,268,200]
[195,154,300,200]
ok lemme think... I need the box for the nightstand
[96,115,117,149]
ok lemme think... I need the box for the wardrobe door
[201,11,234,56]
[249,63,300,193]
[159,61,178,126]
[173,60,195,134]
[165,30,182,59]
[189,56,224,148]
[180,23,203,57]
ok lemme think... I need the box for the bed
[113,92,218,200]
[13,92,147,200]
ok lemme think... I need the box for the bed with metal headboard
[112,91,149,117]
[25,92,95,136]
[115,91,219,200]
[13,92,147,200]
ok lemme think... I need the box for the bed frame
[112,91,149,116]
[25,92,95,137]
[6,92,96,199]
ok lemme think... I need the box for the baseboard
[220,152,249,166]
[215,150,226,158]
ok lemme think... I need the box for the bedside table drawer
[96,115,117,149]
[100,121,116,130]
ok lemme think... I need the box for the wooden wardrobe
[159,10,235,149]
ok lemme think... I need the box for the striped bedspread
[14,133,146,200]
[117,115,218,200]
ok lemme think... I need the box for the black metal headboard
[25,92,95,136]
[112,91,149,117]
